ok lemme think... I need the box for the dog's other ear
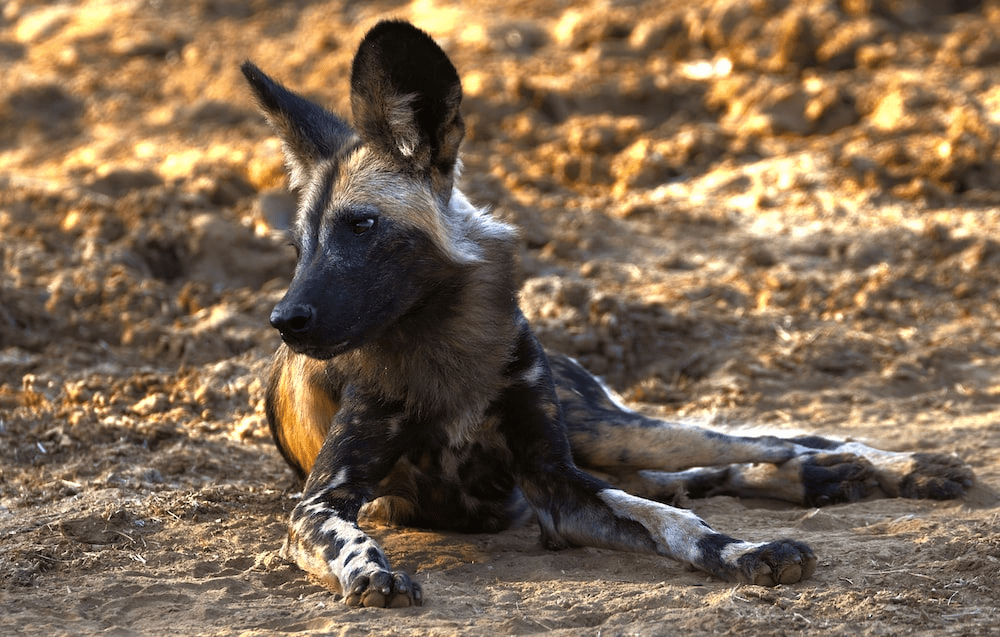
[241,61,356,190]
[350,21,463,197]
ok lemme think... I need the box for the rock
[611,139,675,195]
[817,18,887,70]
[132,393,169,416]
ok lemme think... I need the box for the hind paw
[898,453,975,500]
[799,452,879,506]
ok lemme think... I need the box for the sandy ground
[2,0,1000,635]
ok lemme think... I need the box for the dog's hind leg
[618,439,973,506]
[551,353,805,470]
[787,439,974,501]
[605,455,877,506]
[551,354,973,505]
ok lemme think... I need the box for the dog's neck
[334,211,522,424]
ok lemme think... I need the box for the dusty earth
[2,0,1000,634]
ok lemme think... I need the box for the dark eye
[351,217,375,235]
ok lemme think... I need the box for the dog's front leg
[283,401,421,608]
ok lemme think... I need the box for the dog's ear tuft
[350,21,463,192]
[241,61,355,190]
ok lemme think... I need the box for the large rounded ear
[241,61,356,190]
[350,21,464,194]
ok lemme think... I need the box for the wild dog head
[242,21,501,359]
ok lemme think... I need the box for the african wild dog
[241,20,975,608]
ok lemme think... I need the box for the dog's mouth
[280,337,351,360]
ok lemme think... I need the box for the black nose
[270,303,314,335]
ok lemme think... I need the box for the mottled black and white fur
[241,20,974,608]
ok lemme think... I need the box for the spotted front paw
[343,569,423,608]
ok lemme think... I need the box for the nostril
[271,304,314,334]
[287,313,309,332]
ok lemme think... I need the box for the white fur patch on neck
[443,187,517,264]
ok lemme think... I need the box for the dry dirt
[2,0,1000,635]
